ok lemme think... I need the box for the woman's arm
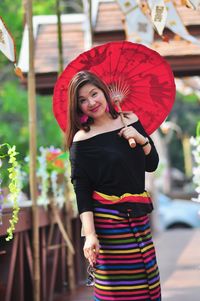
[118,126,151,154]
[70,150,99,265]
[80,211,99,266]
[118,123,159,171]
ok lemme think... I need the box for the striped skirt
[93,206,161,301]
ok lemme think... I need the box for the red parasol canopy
[53,41,176,134]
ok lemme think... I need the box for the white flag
[0,17,16,62]
[166,1,200,46]
[187,0,200,9]
[149,0,168,35]
[125,9,154,45]
[117,0,139,14]
[117,0,154,45]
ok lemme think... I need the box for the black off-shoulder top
[69,120,159,216]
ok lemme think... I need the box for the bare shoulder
[73,130,91,142]
[126,112,138,124]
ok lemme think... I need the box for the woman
[67,70,161,301]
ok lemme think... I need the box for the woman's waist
[92,190,152,205]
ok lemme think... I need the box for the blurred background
[0,1,200,301]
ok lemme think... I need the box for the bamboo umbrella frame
[24,1,40,301]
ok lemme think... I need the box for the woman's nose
[87,98,96,107]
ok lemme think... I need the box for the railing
[0,205,86,301]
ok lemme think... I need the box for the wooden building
[18,0,200,94]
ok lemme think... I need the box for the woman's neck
[92,113,114,128]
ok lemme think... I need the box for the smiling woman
[66,71,119,146]
[52,70,162,301]
[78,84,107,117]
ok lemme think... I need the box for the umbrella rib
[112,41,127,79]
[113,44,148,77]
[113,43,142,78]
[126,94,154,108]
[109,48,112,85]
[126,61,168,81]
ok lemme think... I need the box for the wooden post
[65,182,76,291]
[25,1,40,300]
[56,0,64,75]
[88,0,93,45]
[83,0,93,47]
[182,134,193,177]
[55,0,76,291]
[49,198,75,254]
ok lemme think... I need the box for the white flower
[190,131,200,202]
[190,136,197,146]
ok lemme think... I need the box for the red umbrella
[53,41,176,135]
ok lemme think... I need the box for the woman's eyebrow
[88,88,97,94]
[78,88,97,99]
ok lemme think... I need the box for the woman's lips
[90,105,100,112]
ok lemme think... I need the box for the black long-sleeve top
[70,120,159,216]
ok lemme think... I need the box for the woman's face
[78,83,107,119]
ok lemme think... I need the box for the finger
[93,246,99,261]
[92,247,99,264]
[84,247,92,259]
[129,138,136,148]
[88,254,95,266]
[94,245,100,255]
[92,249,98,262]
[83,248,89,259]
[119,126,134,135]
[125,127,135,135]
[88,248,96,263]
[118,127,127,136]
[89,258,94,266]
[121,131,133,140]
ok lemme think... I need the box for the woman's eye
[79,99,86,104]
[92,92,97,97]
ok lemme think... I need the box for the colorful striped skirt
[93,195,161,301]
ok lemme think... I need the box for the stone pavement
[54,229,200,301]
[155,229,200,301]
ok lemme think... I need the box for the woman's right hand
[83,233,100,266]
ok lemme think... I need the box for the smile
[90,105,101,113]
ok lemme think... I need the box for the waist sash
[92,191,152,206]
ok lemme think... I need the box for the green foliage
[0,80,28,160]
[0,0,83,69]
[33,0,83,14]
[33,0,58,15]
[0,0,23,68]
[169,92,199,136]
[0,79,62,184]
[167,92,200,172]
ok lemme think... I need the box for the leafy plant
[0,144,20,240]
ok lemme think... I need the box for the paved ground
[54,229,200,301]
[155,229,200,301]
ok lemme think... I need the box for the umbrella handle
[129,137,136,148]
[115,102,136,148]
